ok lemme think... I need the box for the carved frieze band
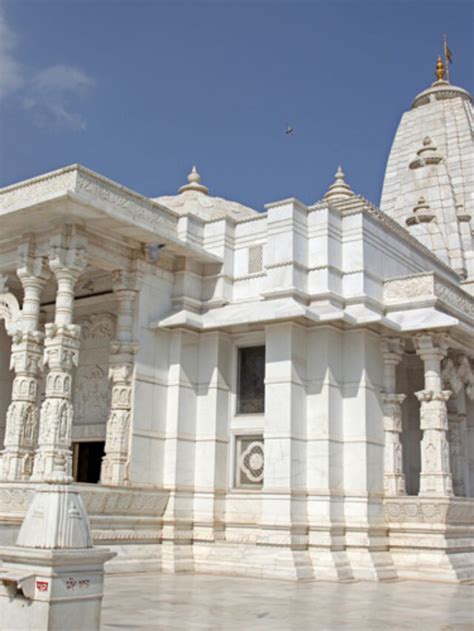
[383,273,474,319]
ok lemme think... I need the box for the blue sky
[1,0,472,211]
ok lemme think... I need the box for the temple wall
[129,268,174,487]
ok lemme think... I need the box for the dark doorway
[72,441,105,483]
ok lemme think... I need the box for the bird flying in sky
[285,124,294,135]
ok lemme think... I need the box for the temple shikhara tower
[0,58,473,583]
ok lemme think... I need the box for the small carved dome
[178,166,209,195]
[323,166,354,202]
[154,165,258,221]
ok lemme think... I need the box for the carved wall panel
[72,313,116,440]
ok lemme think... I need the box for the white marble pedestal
[0,546,115,631]
[0,479,115,630]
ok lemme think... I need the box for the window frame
[235,343,266,416]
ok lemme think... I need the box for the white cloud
[0,3,94,131]
[24,65,95,131]
[0,3,24,98]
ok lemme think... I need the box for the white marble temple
[0,60,473,585]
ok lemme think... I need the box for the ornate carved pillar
[31,229,87,481]
[381,337,406,495]
[442,356,471,497]
[414,333,453,496]
[1,246,51,480]
[101,270,139,486]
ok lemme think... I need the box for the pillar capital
[48,228,87,279]
[112,269,140,293]
[415,389,451,404]
[414,332,449,361]
[17,241,51,285]
[382,392,406,405]
[381,337,405,362]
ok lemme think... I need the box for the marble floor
[101,573,474,630]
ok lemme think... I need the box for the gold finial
[435,55,445,81]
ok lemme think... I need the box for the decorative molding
[384,273,435,301]
[0,167,77,212]
[76,170,177,237]
[0,484,169,518]
[384,498,474,524]
[384,272,474,320]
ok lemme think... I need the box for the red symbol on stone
[66,577,77,590]
[36,581,49,592]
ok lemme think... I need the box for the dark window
[72,441,105,484]
[237,346,265,414]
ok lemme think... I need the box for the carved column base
[419,472,453,496]
[31,446,74,482]
[384,472,407,496]
[1,402,38,481]
[100,454,129,487]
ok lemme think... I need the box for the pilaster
[192,332,231,547]
[101,270,139,486]
[161,329,198,572]
[258,323,312,579]
[381,337,406,495]
[1,243,50,481]
[32,228,87,481]
[414,333,453,496]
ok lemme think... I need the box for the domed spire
[323,166,354,202]
[178,165,209,195]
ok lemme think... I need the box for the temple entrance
[72,441,105,483]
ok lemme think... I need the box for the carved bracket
[0,275,21,336]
